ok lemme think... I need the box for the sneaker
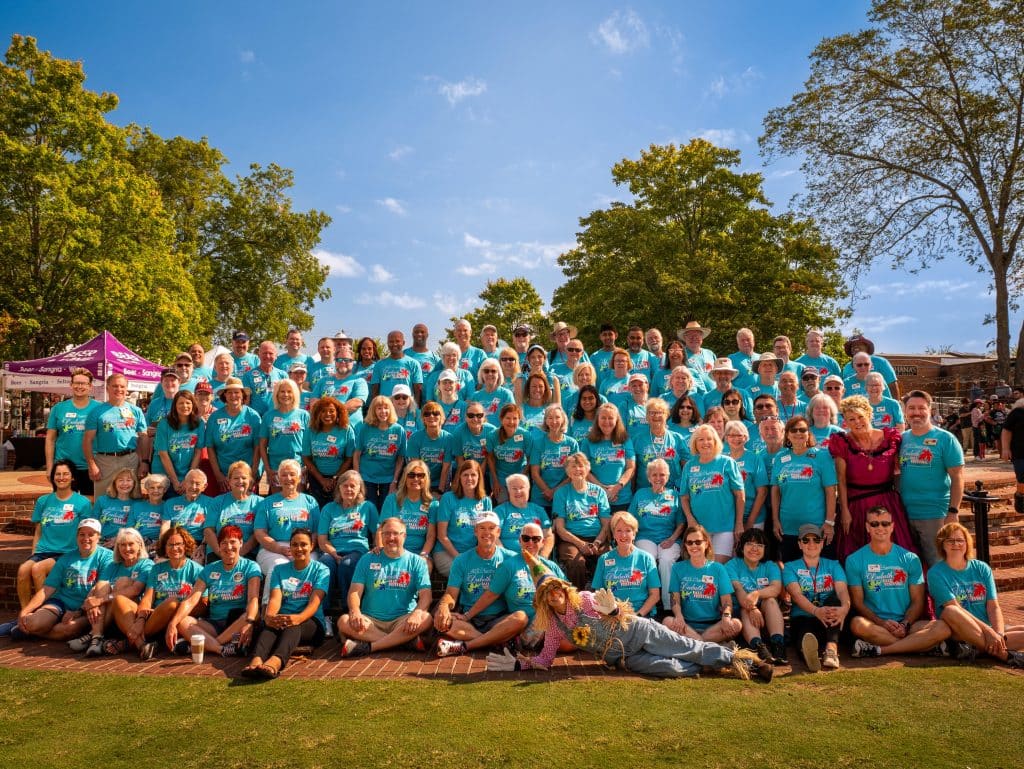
[769,640,788,665]
[68,632,93,652]
[139,641,158,661]
[340,639,372,658]
[822,648,840,669]
[435,638,468,658]
[801,632,821,672]
[0,620,17,638]
[955,641,978,663]
[9,626,29,641]
[172,639,191,656]
[852,639,881,658]
[85,635,106,658]
[1006,650,1024,669]
[220,642,240,657]
[753,641,772,662]
[927,641,950,657]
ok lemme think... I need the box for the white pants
[636,539,681,609]
[257,541,291,603]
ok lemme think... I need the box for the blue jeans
[317,550,363,609]
[609,616,734,678]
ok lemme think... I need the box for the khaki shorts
[369,615,408,633]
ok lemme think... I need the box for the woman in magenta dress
[829,396,917,560]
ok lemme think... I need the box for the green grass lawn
[1,667,1019,769]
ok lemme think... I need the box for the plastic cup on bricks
[190,634,205,664]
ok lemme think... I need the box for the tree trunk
[1015,317,1024,387]
[993,266,1011,382]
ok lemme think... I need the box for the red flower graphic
[822,575,834,590]
[327,445,339,456]
[659,505,671,515]
[124,418,135,428]
[799,466,815,478]
[616,449,625,459]
[340,386,350,395]
[512,450,523,461]
[664,448,676,458]
[298,581,313,597]
[289,421,301,432]
[630,569,643,584]
[710,473,724,487]
[386,444,398,455]
[460,360,469,369]
[244,512,255,522]
[87,570,97,582]
[882,415,892,424]
[488,403,497,413]
[971,583,987,599]
[918,449,933,463]
[588,504,598,516]
[62,510,76,521]
[351,519,364,531]
[892,569,907,584]
[177,584,193,598]
[231,584,245,597]
[240,424,252,436]
[417,515,429,528]
[189,435,198,446]
[741,470,748,481]
[702,582,717,597]
[397,571,411,586]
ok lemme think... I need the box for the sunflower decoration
[572,625,592,648]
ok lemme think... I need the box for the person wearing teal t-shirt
[633,398,687,491]
[154,391,205,495]
[726,528,786,664]
[83,373,148,504]
[316,470,378,607]
[204,461,261,558]
[432,511,527,658]
[665,525,741,644]
[434,460,493,577]
[159,470,217,550]
[925,522,1024,667]
[243,528,330,679]
[132,474,170,548]
[301,396,356,508]
[591,511,660,618]
[370,331,424,402]
[630,459,685,611]
[93,468,136,544]
[899,390,965,567]
[254,459,320,600]
[336,516,434,658]
[166,524,261,658]
[1,518,112,643]
[378,460,439,561]
[354,396,408,512]
[468,359,515,428]
[45,367,101,495]
[205,379,262,493]
[583,403,637,511]
[406,404,452,492]
[486,405,532,502]
[258,379,310,491]
[681,425,745,562]
[552,452,612,589]
[847,506,952,659]
[494,474,553,554]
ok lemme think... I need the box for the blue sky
[4,1,1013,356]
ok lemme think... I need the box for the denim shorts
[29,551,64,563]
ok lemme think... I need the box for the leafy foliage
[448,277,549,343]
[551,141,849,349]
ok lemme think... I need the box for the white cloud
[847,315,916,333]
[437,77,487,106]
[313,248,364,278]
[377,197,407,216]
[594,9,649,54]
[369,264,395,283]
[356,291,426,310]
[463,231,573,270]
[433,292,479,316]
[696,128,751,147]
[335,204,352,214]
[456,263,497,276]
[707,66,762,98]
[239,50,255,64]
[389,145,414,161]
[863,279,975,298]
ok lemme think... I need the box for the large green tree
[448,276,549,343]
[761,0,1024,381]
[551,140,848,349]
[0,35,203,363]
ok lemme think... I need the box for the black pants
[250,618,323,669]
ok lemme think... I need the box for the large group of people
[4,321,1023,681]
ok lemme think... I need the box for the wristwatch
[947,507,958,515]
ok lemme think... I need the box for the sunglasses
[722,399,740,405]
[423,412,442,417]
[520,535,543,543]
[789,427,808,433]
[392,394,410,399]
[754,403,775,410]
[684,539,705,546]
[500,357,517,362]
[800,535,822,544]
[406,472,426,479]
[567,348,583,353]
[825,385,842,390]
[678,405,694,410]
[467,413,485,419]
[867,520,893,528]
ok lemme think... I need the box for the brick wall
[0,494,39,527]
[0,562,17,613]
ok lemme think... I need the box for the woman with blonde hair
[354,395,407,512]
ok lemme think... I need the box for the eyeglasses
[166,540,186,549]
[684,539,704,546]
[945,538,968,545]
[520,535,543,543]
[722,399,740,405]
[744,542,766,548]
[423,412,441,418]
[789,427,808,433]
[800,535,822,544]
[754,403,775,410]
[336,358,355,364]
[855,363,871,368]
[467,413,485,419]
[567,347,583,353]
[406,472,426,479]
[867,520,893,528]
[500,357,517,362]
[392,395,410,400]
[678,405,693,410]
[175,363,192,368]
[825,385,843,390]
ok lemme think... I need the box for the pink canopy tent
[2,331,164,397]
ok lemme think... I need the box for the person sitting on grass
[926,522,1024,668]
[0,518,112,642]
[725,527,787,665]
[485,549,772,682]
[432,511,527,657]
[242,528,330,679]
[337,517,433,658]
[847,506,952,659]
[663,525,742,644]
[67,527,152,657]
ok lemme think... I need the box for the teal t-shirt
[199,558,262,620]
[352,549,431,621]
[129,500,164,542]
[241,366,288,415]
[44,546,114,609]
[47,398,101,469]
[681,454,744,533]
[99,557,153,588]
[154,419,206,480]
[371,356,424,397]
[583,438,636,506]
[449,546,514,618]
[405,429,452,488]
[379,494,438,554]
[486,428,532,485]
[436,492,493,554]
[898,428,964,520]
[927,559,997,623]
[669,559,734,625]
[628,487,682,543]
[871,397,904,429]
[205,405,261,471]
[468,386,515,428]
[494,501,551,553]
[317,500,378,554]
[770,448,838,535]
[302,425,356,478]
[209,493,263,542]
[254,493,319,542]
[356,423,407,483]
[86,402,147,453]
[161,495,217,540]
[145,558,202,607]
[845,544,923,622]
[632,430,688,490]
[489,553,565,619]
[528,435,579,505]
[93,495,134,541]
[270,559,330,629]
[259,408,310,468]
[551,483,610,538]
[31,492,92,554]
[592,547,660,609]
[725,557,782,612]
[782,557,846,618]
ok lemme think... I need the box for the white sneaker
[801,633,821,672]
[67,633,93,652]
[822,647,840,669]
[434,638,467,658]
[852,639,881,658]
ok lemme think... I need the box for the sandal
[240,658,265,679]
[103,638,126,656]
[257,656,282,679]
